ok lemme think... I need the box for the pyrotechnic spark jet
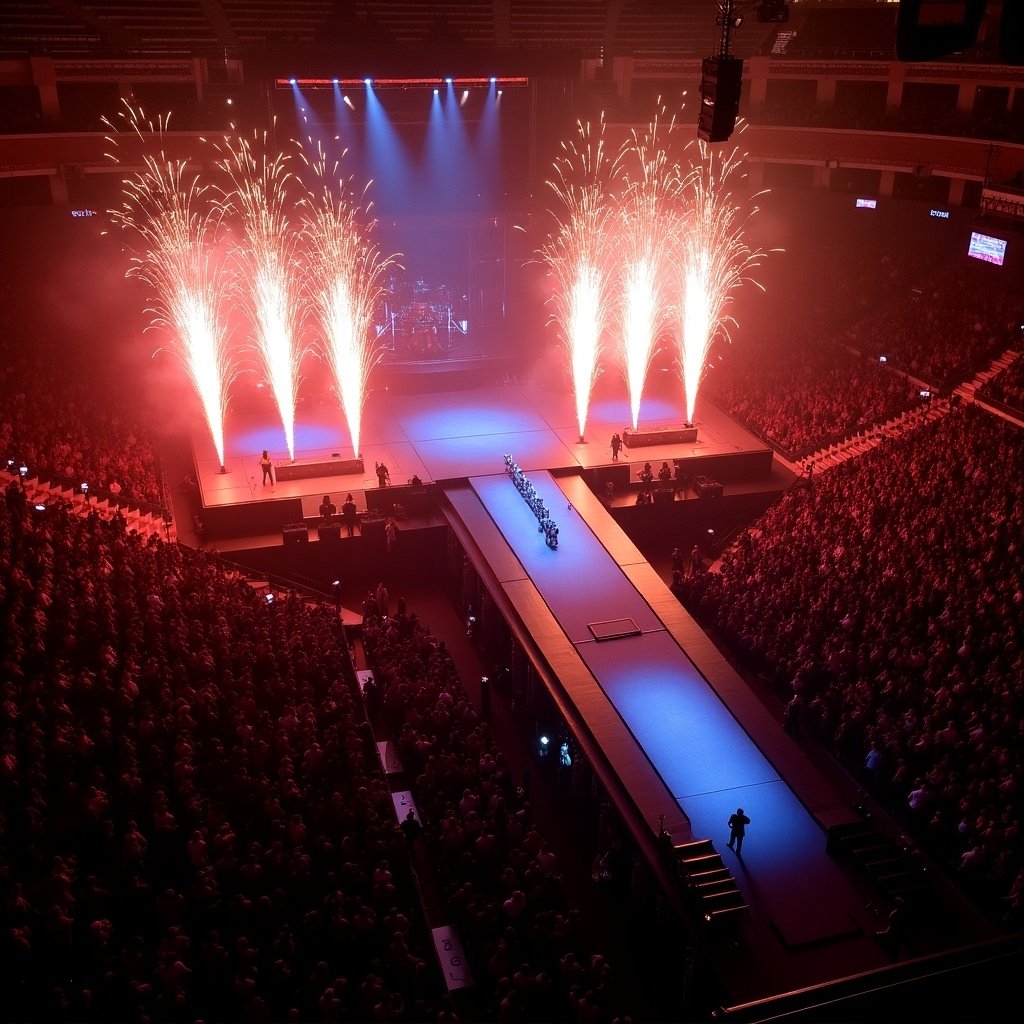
[105,103,235,469]
[215,129,303,461]
[540,118,617,441]
[674,138,767,425]
[616,110,678,429]
[299,141,398,457]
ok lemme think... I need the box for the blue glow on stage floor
[395,391,549,440]
[576,631,779,800]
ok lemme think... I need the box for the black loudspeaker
[1001,0,1024,65]
[896,0,987,61]
[318,522,341,543]
[282,522,309,546]
[697,56,743,144]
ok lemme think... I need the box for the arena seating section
[0,478,629,1021]
[0,0,741,59]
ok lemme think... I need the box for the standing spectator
[671,547,685,575]
[688,544,702,579]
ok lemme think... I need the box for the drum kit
[392,281,456,337]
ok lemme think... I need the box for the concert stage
[193,380,775,540]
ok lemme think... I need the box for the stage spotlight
[289,78,296,85]
[343,94,355,110]
[879,355,888,363]
[364,77,371,86]
[490,76,496,83]
[446,77,452,84]
[460,89,469,106]
[333,78,339,84]
[434,88,439,95]
[226,97,233,106]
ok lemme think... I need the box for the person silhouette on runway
[727,808,750,856]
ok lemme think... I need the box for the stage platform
[193,380,775,540]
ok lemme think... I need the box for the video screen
[967,231,1007,266]
[856,198,877,209]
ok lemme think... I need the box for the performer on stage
[319,494,337,520]
[259,450,274,486]
[342,494,358,536]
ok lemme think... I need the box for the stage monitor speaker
[896,0,987,62]
[697,56,743,143]
[318,522,341,543]
[282,522,309,546]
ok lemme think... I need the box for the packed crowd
[1,491,449,1021]
[703,332,919,457]
[842,262,1020,387]
[0,262,164,509]
[979,352,1024,414]
[1,477,631,1021]
[700,243,943,457]
[0,354,164,506]
[674,407,1024,918]
[361,609,624,1022]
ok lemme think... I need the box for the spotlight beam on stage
[477,78,502,212]
[363,80,414,215]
